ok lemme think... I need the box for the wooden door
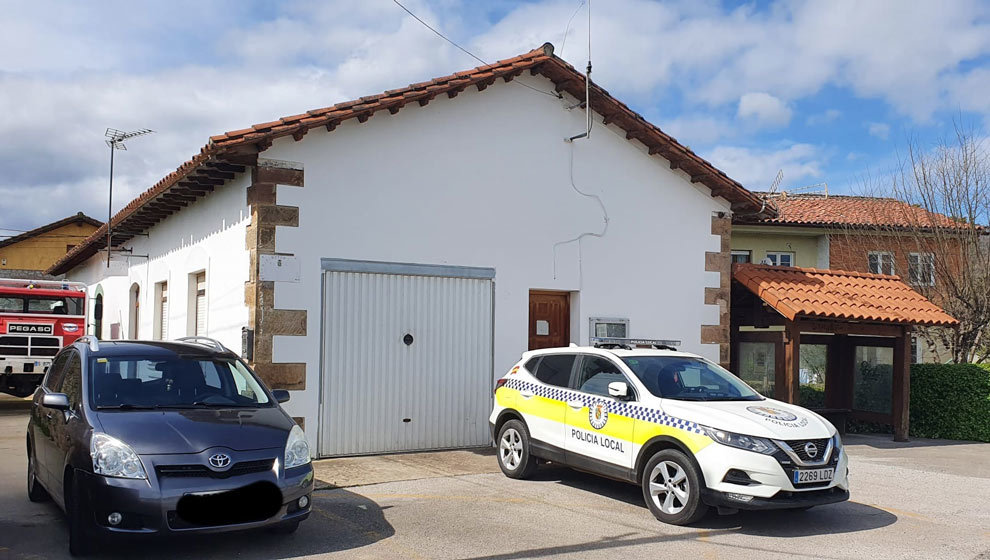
[529,291,570,350]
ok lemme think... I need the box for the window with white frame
[910,336,923,364]
[764,252,794,267]
[188,271,207,336]
[868,251,895,275]
[731,250,752,264]
[589,317,628,339]
[908,252,935,286]
[154,281,168,340]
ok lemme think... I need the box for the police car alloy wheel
[497,420,537,479]
[642,449,707,525]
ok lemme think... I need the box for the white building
[50,44,766,457]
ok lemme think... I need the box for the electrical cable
[559,0,586,58]
[391,0,561,99]
[553,141,609,282]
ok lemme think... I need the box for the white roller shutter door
[320,261,494,457]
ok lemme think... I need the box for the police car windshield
[621,356,763,401]
[90,357,271,409]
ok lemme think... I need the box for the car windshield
[621,356,763,401]
[90,356,271,409]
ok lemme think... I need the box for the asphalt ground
[1,394,988,560]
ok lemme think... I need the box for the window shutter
[159,283,168,340]
[195,272,206,335]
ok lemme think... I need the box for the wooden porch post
[891,326,912,441]
[779,321,801,403]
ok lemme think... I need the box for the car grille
[0,335,60,357]
[784,438,831,463]
[156,458,275,479]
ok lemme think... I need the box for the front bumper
[78,452,314,536]
[695,439,849,505]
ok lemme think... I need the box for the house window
[908,253,935,286]
[910,336,923,364]
[868,251,895,275]
[731,250,752,264]
[189,271,206,336]
[589,317,629,339]
[764,252,794,267]
[155,281,168,340]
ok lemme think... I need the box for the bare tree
[829,126,990,363]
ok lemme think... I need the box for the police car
[490,338,849,525]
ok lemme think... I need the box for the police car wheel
[497,420,537,479]
[642,449,707,525]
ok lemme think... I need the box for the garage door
[319,259,495,457]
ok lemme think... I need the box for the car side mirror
[42,393,70,411]
[272,389,291,404]
[608,382,630,400]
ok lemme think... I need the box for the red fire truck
[0,279,88,397]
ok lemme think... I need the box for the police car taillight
[494,379,508,395]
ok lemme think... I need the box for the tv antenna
[104,127,154,267]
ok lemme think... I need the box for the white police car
[489,338,849,525]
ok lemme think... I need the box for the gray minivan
[26,336,313,555]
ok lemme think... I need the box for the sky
[2,0,989,232]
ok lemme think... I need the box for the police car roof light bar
[176,336,227,353]
[76,335,100,352]
[591,337,682,351]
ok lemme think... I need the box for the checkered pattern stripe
[504,378,705,435]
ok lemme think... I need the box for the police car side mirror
[607,382,630,400]
[42,393,70,411]
[272,389,291,404]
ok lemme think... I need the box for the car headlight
[833,432,843,451]
[701,426,777,455]
[90,433,147,479]
[284,424,311,469]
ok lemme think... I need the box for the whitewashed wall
[263,75,731,441]
[67,173,251,352]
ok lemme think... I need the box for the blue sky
[1,0,989,231]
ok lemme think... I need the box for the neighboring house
[0,213,101,278]
[732,194,964,362]
[46,44,767,457]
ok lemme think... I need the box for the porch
[729,264,959,441]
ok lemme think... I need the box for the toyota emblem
[208,453,231,469]
[804,442,819,458]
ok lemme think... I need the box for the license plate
[793,468,834,484]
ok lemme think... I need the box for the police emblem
[589,402,608,430]
[746,406,798,422]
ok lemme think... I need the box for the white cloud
[806,109,842,126]
[660,115,735,145]
[867,122,891,140]
[705,143,825,189]
[737,92,792,127]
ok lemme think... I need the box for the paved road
[1,395,988,559]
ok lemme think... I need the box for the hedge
[909,363,990,442]
[797,364,990,442]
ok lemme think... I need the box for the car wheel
[67,475,95,557]
[27,442,49,502]
[642,449,708,525]
[496,420,537,479]
[272,520,300,534]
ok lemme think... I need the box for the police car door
[565,355,635,475]
[521,353,577,458]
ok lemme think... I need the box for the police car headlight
[833,432,843,451]
[91,433,148,479]
[701,426,777,455]
[284,425,311,469]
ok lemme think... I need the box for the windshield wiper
[96,404,159,410]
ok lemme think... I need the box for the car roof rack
[175,336,228,353]
[76,335,100,352]
[591,337,682,351]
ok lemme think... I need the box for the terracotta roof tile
[733,263,958,326]
[744,194,966,230]
[48,42,768,276]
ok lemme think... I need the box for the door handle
[45,412,53,420]
[567,400,584,410]
[519,390,534,399]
